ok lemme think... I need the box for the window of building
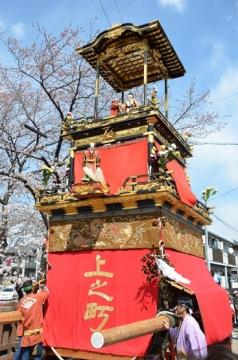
[223,243,229,253]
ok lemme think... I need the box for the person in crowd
[15,282,24,301]
[14,279,49,360]
[163,300,207,359]
[233,290,238,327]
[206,348,238,359]
[226,291,236,327]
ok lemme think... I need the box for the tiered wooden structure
[36,21,209,258]
[35,21,212,359]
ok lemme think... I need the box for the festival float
[1,20,232,360]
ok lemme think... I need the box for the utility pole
[204,226,210,271]
[202,187,217,271]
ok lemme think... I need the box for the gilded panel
[164,218,204,258]
[49,214,204,257]
[49,215,158,252]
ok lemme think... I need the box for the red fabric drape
[166,160,197,207]
[74,139,148,194]
[165,249,232,345]
[43,250,158,356]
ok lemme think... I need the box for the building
[207,231,238,291]
[0,246,38,283]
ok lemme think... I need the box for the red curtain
[74,139,148,194]
[165,249,232,345]
[43,250,158,356]
[166,160,197,207]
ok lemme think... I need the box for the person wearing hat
[163,299,207,359]
[14,279,49,360]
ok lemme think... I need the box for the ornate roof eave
[35,189,211,227]
[62,108,193,158]
[76,21,186,92]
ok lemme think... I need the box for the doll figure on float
[149,87,159,108]
[110,99,126,115]
[82,143,108,192]
[64,111,74,122]
[110,99,120,116]
[125,92,139,112]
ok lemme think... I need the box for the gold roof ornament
[76,20,186,92]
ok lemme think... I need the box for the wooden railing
[0,311,21,360]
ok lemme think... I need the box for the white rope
[51,346,65,360]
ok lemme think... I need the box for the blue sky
[1,0,238,240]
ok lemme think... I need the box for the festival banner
[43,249,158,357]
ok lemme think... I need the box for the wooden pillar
[147,122,155,176]
[68,142,74,188]
[91,314,175,349]
[121,90,125,105]
[143,42,148,106]
[164,78,168,119]
[94,55,100,119]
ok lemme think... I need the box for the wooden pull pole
[0,310,22,324]
[91,314,174,349]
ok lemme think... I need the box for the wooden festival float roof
[36,21,210,229]
[76,20,185,92]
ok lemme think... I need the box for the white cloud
[209,41,231,72]
[158,0,187,12]
[11,22,25,39]
[0,17,6,31]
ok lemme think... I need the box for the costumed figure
[125,92,139,112]
[14,280,49,360]
[41,165,55,187]
[83,143,107,188]
[149,87,159,107]
[64,111,74,123]
[110,99,120,116]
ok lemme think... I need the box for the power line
[113,0,124,23]
[191,142,238,146]
[210,91,238,103]
[98,0,111,27]
[210,186,238,201]
[213,214,238,235]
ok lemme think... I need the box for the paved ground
[232,328,238,354]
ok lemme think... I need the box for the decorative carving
[105,27,125,40]
[49,215,159,252]
[36,191,211,226]
[164,217,204,258]
[72,182,109,197]
[101,127,116,141]
[48,213,204,258]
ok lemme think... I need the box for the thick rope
[51,346,65,360]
